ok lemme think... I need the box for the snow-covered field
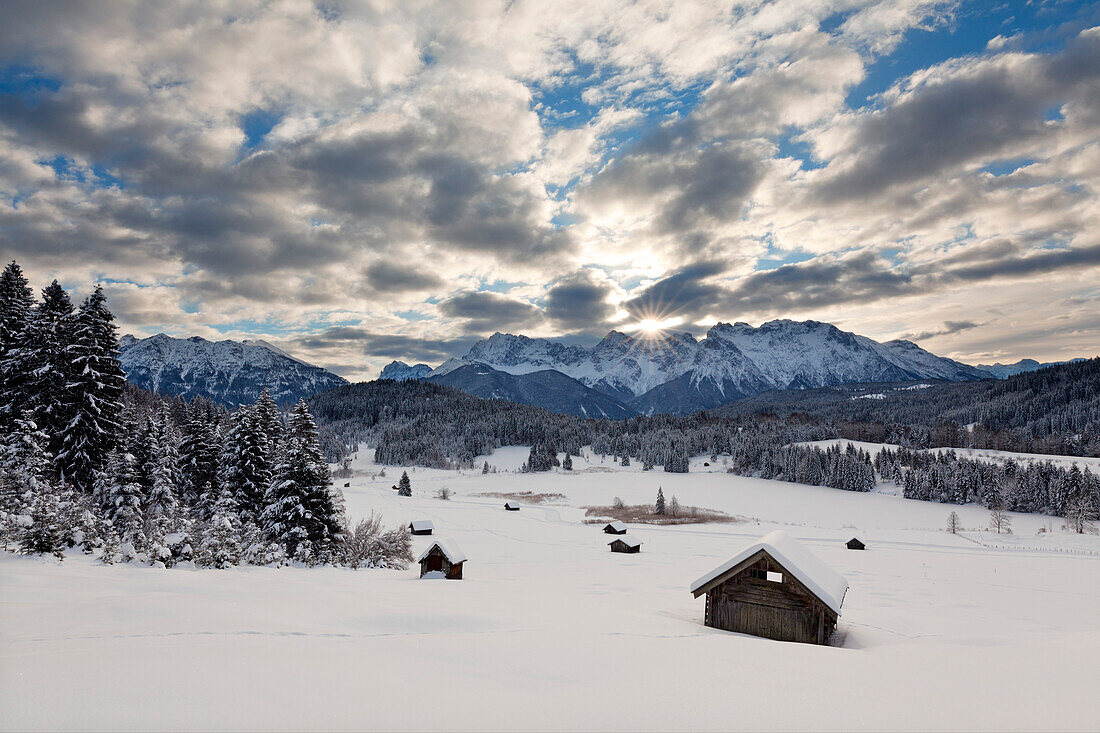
[3,447,1099,731]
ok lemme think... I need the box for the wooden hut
[417,539,466,580]
[609,535,642,553]
[845,537,865,550]
[603,520,628,534]
[504,502,520,511]
[408,520,434,536]
[690,530,848,645]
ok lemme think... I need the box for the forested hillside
[715,358,1100,456]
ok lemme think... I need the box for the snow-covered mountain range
[382,320,994,416]
[119,333,348,407]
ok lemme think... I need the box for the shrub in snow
[436,487,452,500]
[343,513,413,569]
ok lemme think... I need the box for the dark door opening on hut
[423,554,443,573]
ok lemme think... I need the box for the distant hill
[972,357,1085,379]
[425,362,636,419]
[715,357,1100,456]
[118,333,347,407]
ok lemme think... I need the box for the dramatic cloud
[1,1,1097,379]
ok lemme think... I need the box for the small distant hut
[609,535,642,553]
[690,530,848,645]
[845,537,865,550]
[504,502,520,511]
[417,539,466,580]
[408,520,434,536]
[603,520,627,535]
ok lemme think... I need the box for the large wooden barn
[417,539,466,580]
[690,530,848,645]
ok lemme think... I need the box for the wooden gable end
[693,549,837,620]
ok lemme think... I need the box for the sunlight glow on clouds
[1,0,1098,380]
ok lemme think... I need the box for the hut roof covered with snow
[603,520,627,534]
[409,520,434,534]
[690,530,848,615]
[417,538,466,565]
[609,534,641,549]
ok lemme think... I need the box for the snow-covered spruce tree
[56,287,126,491]
[179,409,220,517]
[254,387,285,452]
[220,405,271,527]
[620,454,629,467]
[562,453,573,470]
[655,487,666,515]
[96,449,146,560]
[0,260,35,431]
[397,470,412,496]
[144,421,183,567]
[4,281,75,458]
[262,400,342,564]
[197,487,242,568]
[482,461,490,474]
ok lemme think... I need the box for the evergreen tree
[262,401,342,563]
[620,454,629,467]
[562,453,573,471]
[220,405,271,525]
[0,261,35,431]
[96,450,146,557]
[655,487,666,515]
[397,470,412,496]
[197,487,242,568]
[20,478,65,558]
[254,387,285,451]
[947,510,960,534]
[7,281,74,456]
[179,409,220,516]
[482,461,490,474]
[56,286,125,490]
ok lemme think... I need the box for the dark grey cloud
[543,271,616,329]
[620,260,730,321]
[813,29,1100,203]
[900,320,982,342]
[364,260,445,293]
[438,291,544,334]
[581,119,765,252]
[290,328,473,364]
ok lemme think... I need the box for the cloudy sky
[2,0,1098,380]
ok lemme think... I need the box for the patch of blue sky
[241,108,283,150]
[531,60,605,130]
[980,158,1037,176]
[477,279,524,294]
[394,310,430,322]
[774,132,824,171]
[0,65,63,98]
[843,0,1090,110]
[36,154,126,191]
[755,236,815,271]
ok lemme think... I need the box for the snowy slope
[3,447,1099,731]
[118,333,348,407]
[384,320,993,415]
